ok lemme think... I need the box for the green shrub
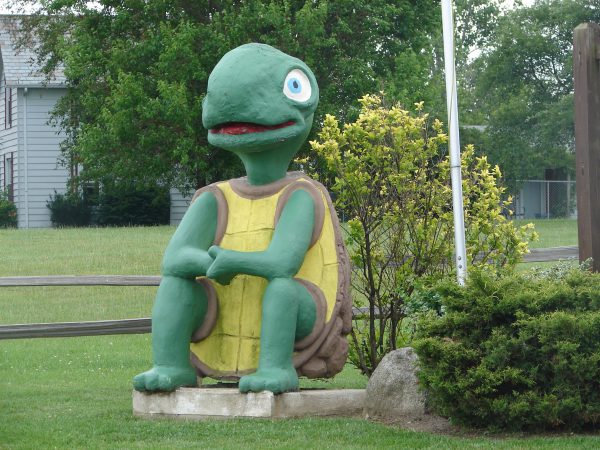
[414,268,600,431]
[307,94,537,376]
[47,191,92,227]
[0,189,17,228]
[96,183,170,226]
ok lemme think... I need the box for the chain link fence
[511,180,577,219]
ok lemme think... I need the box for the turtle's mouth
[210,121,295,135]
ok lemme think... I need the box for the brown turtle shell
[189,172,352,379]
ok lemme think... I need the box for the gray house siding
[1,15,188,228]
[16,87,68,228]
[1,15,70,228]
[169,188,192,226]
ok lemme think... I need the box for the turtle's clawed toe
[133,366,197,392]
[239,367,298,394]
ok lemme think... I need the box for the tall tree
[386,0,504,125]
[469,0,600,190]
[15,0,439,192]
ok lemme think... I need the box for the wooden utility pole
[574,23,600,272]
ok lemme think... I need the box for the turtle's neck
[235,140,300,186]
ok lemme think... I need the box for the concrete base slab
[133,387,366,419]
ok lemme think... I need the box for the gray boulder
[363,347,426,420]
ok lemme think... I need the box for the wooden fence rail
[0,319,152,339]
[0,275,161,287]
[0,246,580,340]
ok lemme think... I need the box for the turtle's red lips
[210,121,295,135]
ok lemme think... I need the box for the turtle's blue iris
[283,69,312,102]
[287,78,302,94]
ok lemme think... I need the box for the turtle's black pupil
[293,81,299,89]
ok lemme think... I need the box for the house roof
[0,15,65,87]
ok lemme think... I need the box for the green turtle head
[202,43,319,156]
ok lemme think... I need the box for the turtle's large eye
[283,69,312,103]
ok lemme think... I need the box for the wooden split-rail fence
[0,246,580,340]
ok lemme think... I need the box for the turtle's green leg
[239,278,315,394]
[133,277,207,391]
[133,191,217,392]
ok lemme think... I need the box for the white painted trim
[23,86,28,228]
[5,83,65,89]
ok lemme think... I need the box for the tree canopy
[16,0,595,194]
[15,0,440,192]
[463,0,600,190]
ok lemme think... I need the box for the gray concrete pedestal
[133,387,366,419]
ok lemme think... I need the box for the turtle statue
[133,43,351,394]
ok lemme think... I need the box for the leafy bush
[0,189,17,228]
[96,183,170,226]
[47,183,170,227]
[306,94,537,375]
[414,268,600,431]
[47,191,92,227]
[523,258,592,281]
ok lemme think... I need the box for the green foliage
[47,191,92,227]
[415,268,600,431]
[468,0,600,190]
[307,94,536,376]
[524,258,593,281]
[0,189,17,228]
[16,0,440,192]
[96,183,170,227]
[46,184,169,227]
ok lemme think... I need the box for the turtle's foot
[239,367,299,394]
[133,366,197,392]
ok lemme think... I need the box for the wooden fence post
[574,23,600,272]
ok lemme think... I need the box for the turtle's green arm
[206,189,314,281]
[161,191,218,279]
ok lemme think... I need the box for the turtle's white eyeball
[283,69,312,103]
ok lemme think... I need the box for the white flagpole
[441,0,468,285]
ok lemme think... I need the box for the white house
[0,15,189,228]
[0,15,69,228]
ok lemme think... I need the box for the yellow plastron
[190,176,339,378]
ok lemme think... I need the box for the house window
[4,86,12,129]
[70,158,79,179]
[3,153,14,202]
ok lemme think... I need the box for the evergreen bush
[0,189,17,228]
[96,183,170,226]
[414,268,600,431]
[47,191,92,227]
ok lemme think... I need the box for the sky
[505,0,536,6]
[0,2,35,15]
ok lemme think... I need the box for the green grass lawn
[0,227,171,325]
[2,224,598,449]
[514,218,578,249]
[513,219,579,271]
[3,335,600,449]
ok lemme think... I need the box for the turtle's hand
[206,246,237,285]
